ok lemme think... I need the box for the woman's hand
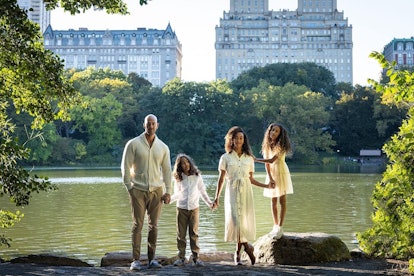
[212,198,219,209]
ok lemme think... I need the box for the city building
[383,37,414,68]
[17,0,50,33]
[215,0,353,84]
[43,24,182,87]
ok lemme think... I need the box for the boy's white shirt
[170,174,212,210]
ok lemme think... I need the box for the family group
[121,114,293,271]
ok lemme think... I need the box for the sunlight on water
[0,169,380,265]
[49,177,122,184]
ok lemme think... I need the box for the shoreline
[0,257,409,275]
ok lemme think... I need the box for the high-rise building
[43,24,182,87]
[17,0,50,33]
[215,0,353,84]
[383,37,414,68]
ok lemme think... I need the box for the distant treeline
[12,63,405,166]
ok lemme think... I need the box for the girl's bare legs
[271,196,285,238]
[279,195,287,227]
[271,197,279,227]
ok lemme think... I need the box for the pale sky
[51,0,414,86]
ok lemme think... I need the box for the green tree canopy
[357,52,414,261]
[146,79,236,165]
[243,81,335,163]
[332,86,380,156]
[0,0,148,247]
[231,62,338,99]
[331,85,405,156]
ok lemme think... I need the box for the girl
[170,154,213,267]
[255,123,293,239]
[212,126,274,266]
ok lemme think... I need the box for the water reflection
[1,169,380,265]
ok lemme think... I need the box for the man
[121,114,172,271]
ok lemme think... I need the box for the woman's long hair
[224,126,253,156]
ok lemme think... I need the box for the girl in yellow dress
[255,123,293,239]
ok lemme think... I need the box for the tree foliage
[357,52,414,260]
[332,86,380,155]
[242,81,335,163]
[0,0,148,247]
[139,78,236,165]
[44,0,149,15]
[231,62,337,99]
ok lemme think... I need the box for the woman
[212,126,273,265]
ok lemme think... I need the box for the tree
[70,94,122,164]
[231,62,338,99]
[332,86,380,156]
[150,79,235,165]
[68,67,139,143]
[44,0,149,15]
[357,52,414,262]
[1,0,148,247]
[243,81,335,164]
[331,85,405,157]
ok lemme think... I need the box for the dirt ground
[0,258,410,276]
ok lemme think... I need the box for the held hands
[212,198,219,210]
[161,193,171,204]
[268,180,276,189]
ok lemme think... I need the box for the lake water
[0,167,381,266]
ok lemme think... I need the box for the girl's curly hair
[173,153,200,181]
[261,123,292,157]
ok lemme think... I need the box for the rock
[248,232,351,265]
[100,251,233,267]
[10,254,92,267]
[100,252,131,267]
[100,252,169,266]
[350,248,370,259]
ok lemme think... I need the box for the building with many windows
[17,0,50,33]
[215,0,353,84]
[383,37,414,68]
[43,24,182,87]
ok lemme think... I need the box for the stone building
[43,24,182,87]
[383,37,414,68]
[17,0,50,33]
[215,0,353,83]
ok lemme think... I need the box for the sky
[51,0,414,86]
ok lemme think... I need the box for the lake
[0,166,381,266]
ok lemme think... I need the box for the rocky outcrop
[6,233,351,268]
[100,251,233,267]
[103,232,351,267]
[247,232,351,265]
[10,254,92,267]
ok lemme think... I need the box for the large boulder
[247,232,351,265]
